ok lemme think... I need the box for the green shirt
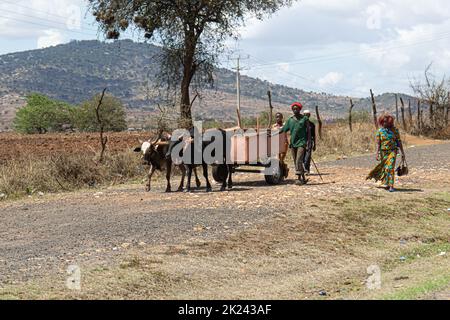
[280,115,309,148]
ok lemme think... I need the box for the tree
[411,64,449,130]
[76,94,127,132]
[13,94,75,134]
[89,0,295,128]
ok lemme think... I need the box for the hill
[0,40,415,131]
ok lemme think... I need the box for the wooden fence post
[370,89,378,129]
[395,94,399,125]
[399,97,407,131]
[408,99,413,130]
[267,90,273,129]
[315,105,323,140]
[417,100,421,131]
[430,102,434,129]
[445,92,450,126]
[349,99,354,132]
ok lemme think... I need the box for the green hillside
[0,40,416,130]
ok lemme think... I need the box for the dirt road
[1,142,449,299]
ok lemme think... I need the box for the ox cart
[212,88,290,186]
[212,128,289,185]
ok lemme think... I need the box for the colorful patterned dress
[367,127,401,187]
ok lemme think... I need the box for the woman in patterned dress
[367,113,406,192]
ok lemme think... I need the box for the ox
[181,128,233,193]
[134,135,201,193]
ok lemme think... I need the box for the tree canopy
[75,94,127,132]
[13,94,76,134]
[89,0,295,127]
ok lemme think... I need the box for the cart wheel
[212,164,228,183]
[265,160,284,185]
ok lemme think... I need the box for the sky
[1,0,450,97]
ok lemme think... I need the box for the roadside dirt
[0,142,449,299]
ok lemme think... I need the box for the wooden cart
[212,127,289,185]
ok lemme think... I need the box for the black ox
[134,129,233,193]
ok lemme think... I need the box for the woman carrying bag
[367,113,407,192]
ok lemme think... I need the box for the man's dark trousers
[291,147,306,177]
[304,148,312,173]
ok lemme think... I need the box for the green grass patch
[381,274,450,300]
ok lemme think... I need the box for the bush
[13,94,76,134]
[0,151,144,199]
[75,94,127,132]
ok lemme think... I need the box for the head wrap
[291,102,303,110]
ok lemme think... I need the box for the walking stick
[311,157,324,183]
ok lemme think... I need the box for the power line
[247,53,357,94]
[250,30,450,69]
[0,0,89,23]
[0,7,99,33]
[0,14,99,37]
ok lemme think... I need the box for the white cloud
[0,0,87,42]
[37,30,64,49]
[301,0,362,13]
[2,0,450,97]
[277,63,290,73]
[234,0,450,96]
[318,72,344,87]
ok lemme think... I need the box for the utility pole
[237,56,242,128]
[230,55,249,128]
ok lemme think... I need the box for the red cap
[291,102,303,110]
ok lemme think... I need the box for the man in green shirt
[280,102,311,185]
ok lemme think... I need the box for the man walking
[280,102,310,185]
[302,110,316,175]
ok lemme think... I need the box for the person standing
[302,110,316,175]
[272,112,289,163]
[280,102,310,185]
[272,112,290,178]
[367,113,406,192]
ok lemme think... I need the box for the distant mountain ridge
[0,40,415,131]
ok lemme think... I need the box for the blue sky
[1,0,450,97]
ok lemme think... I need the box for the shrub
[13,94,76,134]
[0,152,145,199]
[75,94,127,132]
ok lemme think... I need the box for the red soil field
[0,132,152,162]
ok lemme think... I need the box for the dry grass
[0,151,144,199]
[315,122,377,160]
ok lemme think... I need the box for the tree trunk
[95,88,108,164]
[180,66,194,128]
[179,32,197,129]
